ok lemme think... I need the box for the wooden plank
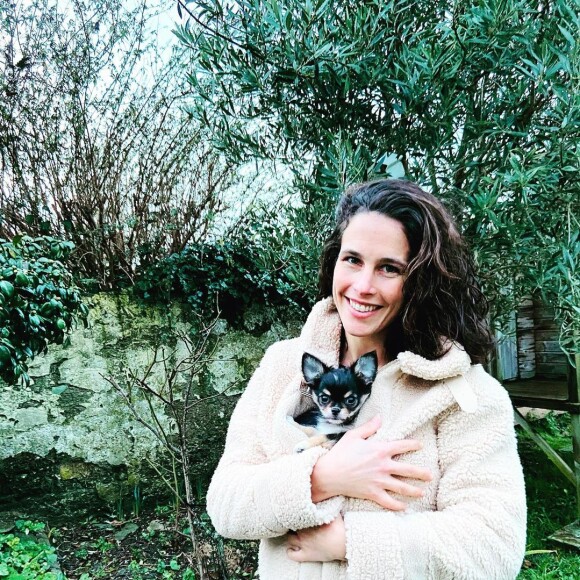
[535,330,562,343]
[505,378,569,400]
[534,303,556,318]
[573,412,580,520]
[536,362,568,372]
[535,319,562,331]
[549,521,580,549]
[512,397,578,412]
[517,299,536,379]
[496,316,518,381]
[570,354,580,523]
[536,365,568,378]
[537,341,565,353]
[536,352,568,364]
[514,409,576,486]
[517,318,535,330]
[545,354,580,547]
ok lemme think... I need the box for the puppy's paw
[294,434,331,453]
[294,440,309,454]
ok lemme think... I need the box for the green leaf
[170,559,180,570]
[29,314,42,327]
[14,272,30,286]
[0,281,14,298]
[114,522,139,541]
[0,345,11,362]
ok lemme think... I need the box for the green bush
[0,235,89,385]
[134,207,320,324]
[0,520,64,579]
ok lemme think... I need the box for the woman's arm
[342,373,526,579]
[206,342,344,540]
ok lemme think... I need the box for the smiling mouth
[348,298,380,313]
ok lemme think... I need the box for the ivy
[134,208,318,324]
[0,235,89,385]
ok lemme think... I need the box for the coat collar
[300,297,472,381]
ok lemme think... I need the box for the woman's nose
[353,268,376,294]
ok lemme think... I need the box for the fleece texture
[206,298,527,579]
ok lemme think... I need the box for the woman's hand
[311,415,432,510]
[286,515,346,563]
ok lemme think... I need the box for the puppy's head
[301,351,377,424]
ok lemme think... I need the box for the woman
[207,179,527,579]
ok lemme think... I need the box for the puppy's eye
[344,395,358,408]
[318,394,330,405]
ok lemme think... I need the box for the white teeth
[349,299,379,313]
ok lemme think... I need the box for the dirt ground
[52,507,258,579]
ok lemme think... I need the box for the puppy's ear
[353,351,378,387]
[302,353,327,386]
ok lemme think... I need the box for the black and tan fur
[293,351,378,453]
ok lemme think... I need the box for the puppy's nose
[331,407,340,416]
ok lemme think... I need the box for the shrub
[134,205,321,324]
[0,235,88,385]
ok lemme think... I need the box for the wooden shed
[495,296,569,385]
[495,296,580,547]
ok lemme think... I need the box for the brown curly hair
[318,179,494,364]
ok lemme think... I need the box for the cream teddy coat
[207,298,527,579]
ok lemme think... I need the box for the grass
[517,412,580,579]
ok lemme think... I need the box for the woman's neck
[341,334,388,367]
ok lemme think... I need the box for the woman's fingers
[344,414,381,440]
[384,476,426,498]
[311,423,432,506]
[373,490,407,511]
[286,517,347,562]
[384,438,423,455]
[389,461,432,482]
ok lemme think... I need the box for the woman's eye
[381,264,401,276]
[345,256,360,265]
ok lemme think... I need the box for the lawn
[517,412,580,579]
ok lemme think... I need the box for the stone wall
[0,293,302,518]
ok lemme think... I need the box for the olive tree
[176,0,580,352]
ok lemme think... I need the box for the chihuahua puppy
[293,351,378,453]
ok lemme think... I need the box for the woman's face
[332,211,410,353]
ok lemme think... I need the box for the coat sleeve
[343,372,526,580]
[206,342,344,540]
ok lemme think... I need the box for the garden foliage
[135,205,322,322]
[0,236,88,385]
[176,0,580,352]
[0,520,63,579]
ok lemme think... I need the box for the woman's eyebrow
[340,248,408,268]
[380,257,408,268]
